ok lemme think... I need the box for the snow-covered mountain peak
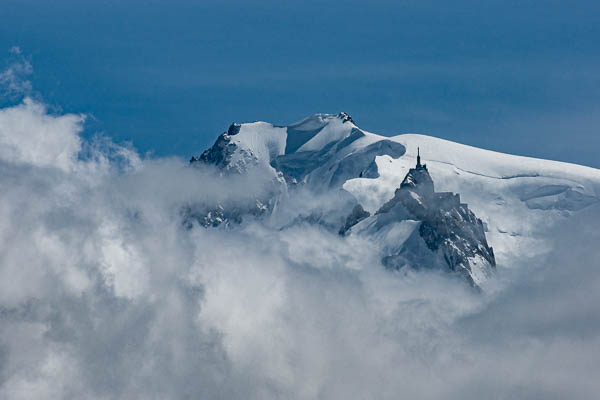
[348,159,496,287]
[192,113,600,286]
[192,112,359,173]
[283,112,357,154]
[337,111,354,123]
[288,112,354,129]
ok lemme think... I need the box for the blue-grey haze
[1,0,599,167]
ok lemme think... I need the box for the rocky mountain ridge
[345,155,495,287]
[188,112,600,288]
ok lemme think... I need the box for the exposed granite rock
[190,123,258,173]
[339,204,371,235]
[345,160,496,287]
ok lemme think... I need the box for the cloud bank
[0,93,599,399]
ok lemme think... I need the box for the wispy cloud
[0,47,33,101]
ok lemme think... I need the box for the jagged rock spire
[337,112,354,124]
[373,159,495,288]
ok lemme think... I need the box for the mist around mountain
[1,100,600,399]
[190,112,599,289]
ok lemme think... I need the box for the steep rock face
[190,122,280,174]
[187,123,286,228]
[347,162,496,287]
[339,204,371,235]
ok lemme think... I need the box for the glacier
[191,112,600,287]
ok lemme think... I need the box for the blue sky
[1,0,599,167]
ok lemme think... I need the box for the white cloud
[0,96,598,399]
[0,98,83,171]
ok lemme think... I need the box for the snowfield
[205,113,600,273]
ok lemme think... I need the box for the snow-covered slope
[193,112,600,284]
[343,134,600,270]
[192,113,358,174]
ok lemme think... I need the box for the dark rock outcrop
[190,123,257,173]
[339,204,371,235]
[386,165,495,286]
[344,161,495,287]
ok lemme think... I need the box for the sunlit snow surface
[219,115,600,274]
[345,133,600,268]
